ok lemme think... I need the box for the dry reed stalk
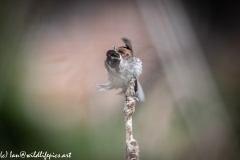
[123,78,140,160]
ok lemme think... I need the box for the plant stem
[123,78,140,160]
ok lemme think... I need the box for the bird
[96,38,145,102]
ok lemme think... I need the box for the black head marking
[105,50,121,72]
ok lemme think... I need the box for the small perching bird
[97,38,145,101]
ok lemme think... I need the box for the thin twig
[123,78,140,160]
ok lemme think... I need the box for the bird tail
[135,79,145,102]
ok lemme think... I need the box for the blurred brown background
[0,0,239,160]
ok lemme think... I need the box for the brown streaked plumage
[117,38,134,58]
[117,47,133,58]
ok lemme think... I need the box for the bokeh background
[0,0,240,160]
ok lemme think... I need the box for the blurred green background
[0,1,240,160]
